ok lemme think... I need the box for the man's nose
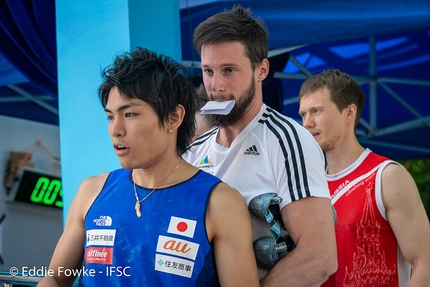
[110,119,125,137]
[210,72,225,93]
[302,115,314,129]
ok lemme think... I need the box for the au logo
[156,235,200,260]
[163,239,192,253]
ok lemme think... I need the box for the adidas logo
[244,145,260,156]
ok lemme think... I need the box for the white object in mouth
[200,100,235,115]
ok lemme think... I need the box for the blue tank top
[79,169,221,286]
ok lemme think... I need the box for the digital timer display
[13,169,63,209]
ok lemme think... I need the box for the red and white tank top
[322,149,411,287]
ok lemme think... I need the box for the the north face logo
[93,215,112,226]
[244,145,260,155]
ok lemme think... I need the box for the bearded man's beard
[212,78,256,127]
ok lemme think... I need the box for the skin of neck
[132,151,183,189]
[325,135,365,175]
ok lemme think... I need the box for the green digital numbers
[29,176,63,208]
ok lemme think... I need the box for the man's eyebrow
[104,102,140,113]
[201,63,239,69]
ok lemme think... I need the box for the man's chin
[213,115,237,127]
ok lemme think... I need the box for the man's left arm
[260,196,337,287]
[382,163,430,286]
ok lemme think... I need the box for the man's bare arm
[207,182,260,287]
[260,196,337,287]
[382,163,430,286]
[37,175,107,287]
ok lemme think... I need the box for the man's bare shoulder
[380,162,421,209]
[382,161,408,178]
[210,182,246,207]
[69,172,110,219]
[205,182,250,238]
[79,173,109,192]
[381,162,416,192]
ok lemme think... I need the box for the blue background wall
[56,0,181,221]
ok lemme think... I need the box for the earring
[169,129,173,133]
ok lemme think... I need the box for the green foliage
[397,158,430,219]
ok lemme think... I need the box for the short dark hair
[299,69,365,128]
[99,47,198,155]
[193,5,268,69]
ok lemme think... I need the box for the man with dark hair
[299,69,430,286]
[184,5,337,286]
[38,47,259,287]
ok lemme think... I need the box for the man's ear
[168,104,185,131]
[257,59,270,81]
[345,104,357,125]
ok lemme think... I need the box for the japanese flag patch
[167,216,197,238]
